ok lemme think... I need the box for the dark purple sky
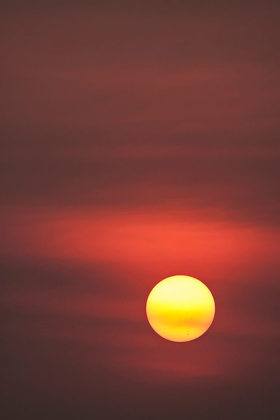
[1,1,279,419]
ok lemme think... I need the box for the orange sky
[1,1,280,419]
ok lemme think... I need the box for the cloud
[1,4,279,226]
[1,2,279,418]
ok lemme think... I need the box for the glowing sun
[146,275,215,342]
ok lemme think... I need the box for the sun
[146,275,215,342]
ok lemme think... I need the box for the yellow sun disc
[146,275,215,342]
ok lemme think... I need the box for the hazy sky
[1,1,279,419]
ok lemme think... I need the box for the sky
[1,1,280,419]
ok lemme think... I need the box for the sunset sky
[1,1,280,419]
